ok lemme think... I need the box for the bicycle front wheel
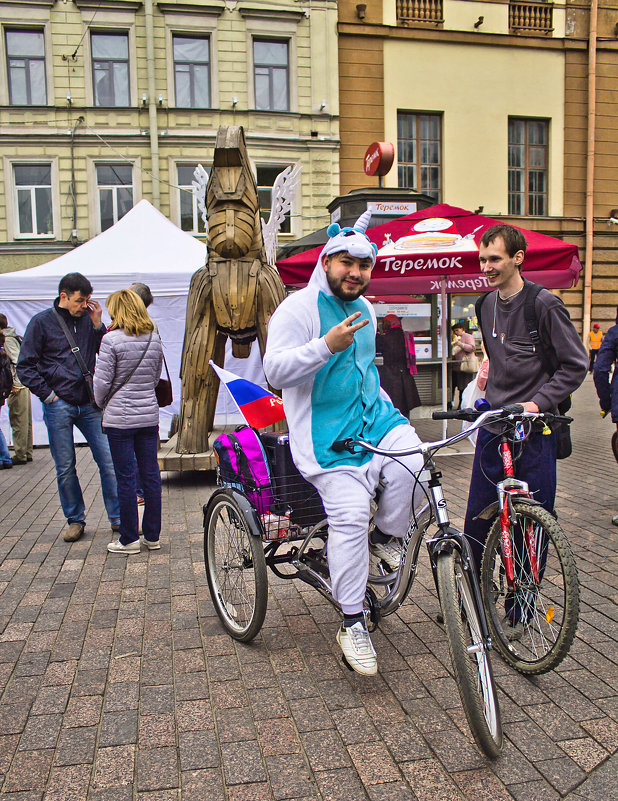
[437,550,502,759]
[204,489,268,642]
[481,501,579,675]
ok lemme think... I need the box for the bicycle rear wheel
[437,550,502,759]
[481,501,579,675]
[203,489,268,642]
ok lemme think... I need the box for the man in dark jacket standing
[17,273,119,542]
[464,225,588,597]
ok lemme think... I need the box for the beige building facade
[0,0,340,273]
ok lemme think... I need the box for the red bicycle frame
[498,438,541,588]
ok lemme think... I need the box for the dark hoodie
[17,298,105,405]
[593,308,618,422]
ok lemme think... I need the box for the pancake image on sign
[378,217,479,258]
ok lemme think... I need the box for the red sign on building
[364,141,395,177]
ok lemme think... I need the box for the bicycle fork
[425,469,493,647]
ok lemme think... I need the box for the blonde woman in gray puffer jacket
[94,289,163,554]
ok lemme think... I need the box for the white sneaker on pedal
[370,539,402,571]
[336,621,377,676]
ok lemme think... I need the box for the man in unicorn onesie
[263,212,425,676]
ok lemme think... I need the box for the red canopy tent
[276,204,582,294]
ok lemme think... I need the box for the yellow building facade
[0,0,340,273]
[337,0,618,331]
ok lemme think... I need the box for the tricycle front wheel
[203,489,268,642]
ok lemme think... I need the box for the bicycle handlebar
[333,406,573,458]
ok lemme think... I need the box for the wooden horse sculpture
[176,126,286,453]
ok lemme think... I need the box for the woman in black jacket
[375,315,421,418]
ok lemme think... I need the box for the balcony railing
[509,1,554,35]
[396,0,444,26]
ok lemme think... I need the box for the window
[96,164,133,231]
[257,166,292,234]
[13,163,53,237]
[91,32,130,107]
[173,35,210,108]
[508,118,548,216]
[177,164,207,233]
[5,29,46,105]
[397,112,442,202]
[253,39,289,111]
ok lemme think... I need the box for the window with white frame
[397,112,442,202]
[96,164,133,231]
[253,39,289,112]
[508,118,548,216]
[257,166,291,234]
[13,163,53,237]
[177,164,206,233]
[173,35,210,108]
[91,32,130,107]
[5,28,47,105]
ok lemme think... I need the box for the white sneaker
[336,621,378,676]
[140,537,161,550]
[107,539,141,555]
[370,539,402,571]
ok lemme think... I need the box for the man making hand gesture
[264,214,425,676]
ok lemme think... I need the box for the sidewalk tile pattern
[0,376,616,800]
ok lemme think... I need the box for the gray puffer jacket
[93,328,164,429]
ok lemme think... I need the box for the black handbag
[155,354,173,407]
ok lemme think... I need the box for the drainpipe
[582,0,598,338]
[144,0,160,209]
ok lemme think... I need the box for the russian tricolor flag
[210,361,286,429]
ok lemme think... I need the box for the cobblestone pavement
[0,375,616,801]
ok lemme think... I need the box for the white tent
[0,199,266,445]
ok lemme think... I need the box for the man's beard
[326,272,368,302]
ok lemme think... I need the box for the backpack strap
[522,281,557,377]
[474,291,491,350]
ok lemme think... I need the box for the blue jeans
[0,424,11,463]
[105,426,161,545]
[43,398,120,527]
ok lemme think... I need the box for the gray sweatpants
[309,424,425,615]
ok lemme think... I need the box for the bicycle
[434,404,580,675]
[203,421,506,759]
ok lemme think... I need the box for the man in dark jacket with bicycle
[465,225,588,632]
[17,272,119,542]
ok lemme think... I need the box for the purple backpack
[213,426,274,514]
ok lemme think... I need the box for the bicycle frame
[496,435,541,589]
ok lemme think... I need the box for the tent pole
[440,275,448,440]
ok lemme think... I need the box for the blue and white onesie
[263,219,425,615]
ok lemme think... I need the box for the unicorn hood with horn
[263,211,405,479]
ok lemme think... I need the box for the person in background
[588,323,604,373]
[451,323,476,409]
[94,289,163,554]
[17,273,120,542]
[0,332,14,468]
[0,313,33,465]
[593,308,618,526]
[375,314,421,418]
